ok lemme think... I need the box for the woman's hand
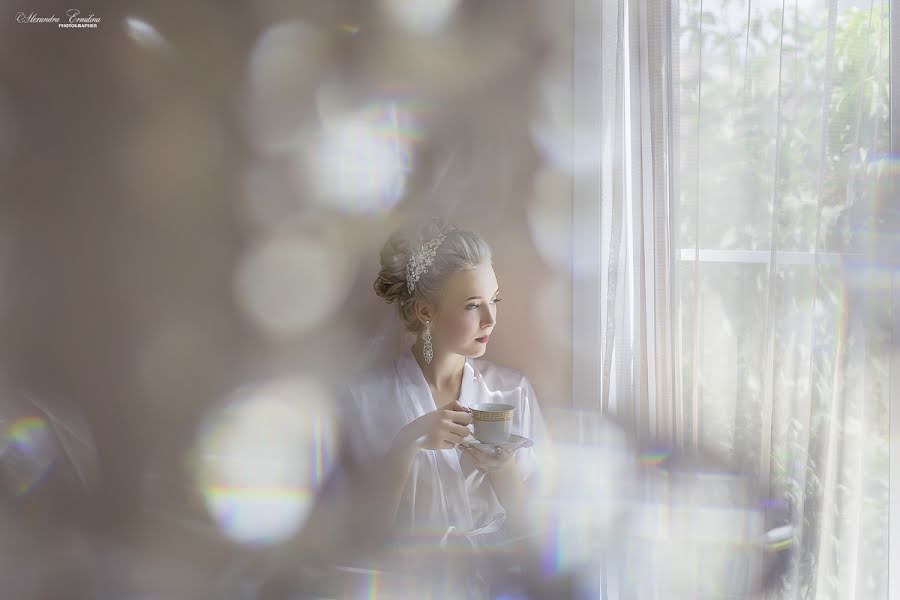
[467,445,529,537]
[396,401,473,450]
[463,445,516,473]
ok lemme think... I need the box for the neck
[411,341,466,392]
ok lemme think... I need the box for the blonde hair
[373,221,492,332]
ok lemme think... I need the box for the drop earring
[423,320,433,364]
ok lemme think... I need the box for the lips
[475,336,490,343]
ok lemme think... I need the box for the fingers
[468,447,513,464]
[446,402,472,425]
[472,446,512,459]
[467,451,504,472]
[448,411,472,425]
[448,422,472,438]
[445,431,466,445]
[447,401,472,414]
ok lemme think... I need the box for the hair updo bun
[373,220,492,332]
[372,227,411,304]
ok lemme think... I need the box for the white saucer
[459,434,533,453]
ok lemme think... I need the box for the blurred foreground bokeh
[2,0,893,598]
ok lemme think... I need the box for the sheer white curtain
[573,0,894,597]
[572,0,681,448]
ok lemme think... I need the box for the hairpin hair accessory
[406,234,447,293]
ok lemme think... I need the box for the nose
[481,305,496,328]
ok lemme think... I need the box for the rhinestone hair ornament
[406,234,447,294]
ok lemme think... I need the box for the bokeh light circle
[1,415,56,498]
[124,16,170,53]
[192,376,338,546]
[303,101,420,215]
[379,0,459,35]
[533,411,638,577]
[244,20,330,154]
[234,229,354,339]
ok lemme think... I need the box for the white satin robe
[341,349,546,548]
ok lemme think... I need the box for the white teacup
[470,403,516,444]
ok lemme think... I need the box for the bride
[340,221,546,560]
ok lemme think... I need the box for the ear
[413,300,435,326]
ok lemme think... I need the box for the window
[675,0,892,596]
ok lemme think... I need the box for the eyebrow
[464,288,500,302]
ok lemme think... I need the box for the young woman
[341,221,545,558]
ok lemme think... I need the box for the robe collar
[394,348,481,530]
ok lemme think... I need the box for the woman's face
[431,263,500,358]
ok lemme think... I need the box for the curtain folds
[572,0,682,447]
[574,0,893,597]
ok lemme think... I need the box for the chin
[455,341,489,359]
[470,344,489,358]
